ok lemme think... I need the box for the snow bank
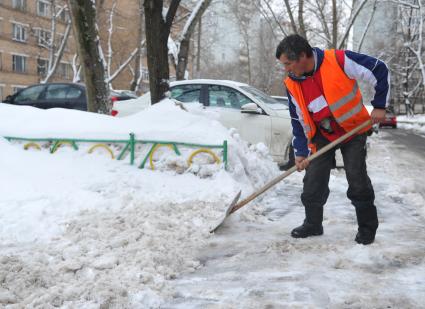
[0,100,228,144]
[0,99,280,243]
[0,100,280,307]
[397,114,425,135]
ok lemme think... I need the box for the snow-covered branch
[387,0,419,8]
[356,0,378,52]
[107,1,117,78]
[107,47,139,83]
[41,20,72,83]
[338,0,368,49]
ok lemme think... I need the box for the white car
[112,79,293,166]
[271,95,289,107]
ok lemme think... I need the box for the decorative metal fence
[4,133,228,170]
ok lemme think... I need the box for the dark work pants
[301,133,376,223]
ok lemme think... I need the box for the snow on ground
[0,101,279,307]
[397,114,425,135]
[164,131,425,308]
[0,102,424,308]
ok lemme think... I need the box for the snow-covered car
[112,79,293,166]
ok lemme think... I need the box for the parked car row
[3,80,396,169]
[3,83,138,111]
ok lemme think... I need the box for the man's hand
[370,108,386,124]
[295,156,309,172]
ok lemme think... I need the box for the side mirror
[241,103,262,114]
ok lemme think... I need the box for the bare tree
[229,1,261,85]
[102,2,139,86]
[37,2,72,83]
[68,0,110,114]
[191,3,227,79]
[391,0,425,116]
[144,0,181,104]
[260,0,368,49]
[130,0,145,91]
[356,0,378,52]
[298,0,307,37]
[173,0,213,80]
[284,0,299,34]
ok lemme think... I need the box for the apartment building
[0,0,78,100]
[1,0,194,102]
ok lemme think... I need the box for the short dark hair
[275,34,313,60]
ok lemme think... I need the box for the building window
[57,63,71,79]
[37,58,48,76]
[37,0,50,17]
[12,55,26,73]
[0,86,4,102]
[12,0,26,11]
[35,29,51,47]
[12,23,27,42]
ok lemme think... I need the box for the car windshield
[240,86,287,110]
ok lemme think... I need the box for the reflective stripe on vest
[329,83,359,111]
[335,97,364,123]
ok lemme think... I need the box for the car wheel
[279,143,295,170]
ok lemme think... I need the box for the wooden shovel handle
[230,120,372,214]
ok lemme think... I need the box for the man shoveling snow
[276,34,390,245]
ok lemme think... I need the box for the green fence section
[4,134,228,170]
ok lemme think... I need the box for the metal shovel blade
[209,190,242,233]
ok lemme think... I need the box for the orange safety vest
[285,49,372,153]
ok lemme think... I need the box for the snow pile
[0,101,281,307]
[0,100,227,144]
[397,114,425,135]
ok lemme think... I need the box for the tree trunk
[176,0,212,80]
[284,0,298,34]
[144,0,181,104]
[298,0,306,38]
[195,17,201,78]
[68,0,110,114]
[131,0,144,91]
[332,0,338,49]
[176,39,190,80]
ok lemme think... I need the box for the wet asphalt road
[380,127,425,159]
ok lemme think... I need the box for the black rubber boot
[355,206,379,245]
[291,207,324,238]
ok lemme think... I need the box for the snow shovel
[210,119,372,233]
